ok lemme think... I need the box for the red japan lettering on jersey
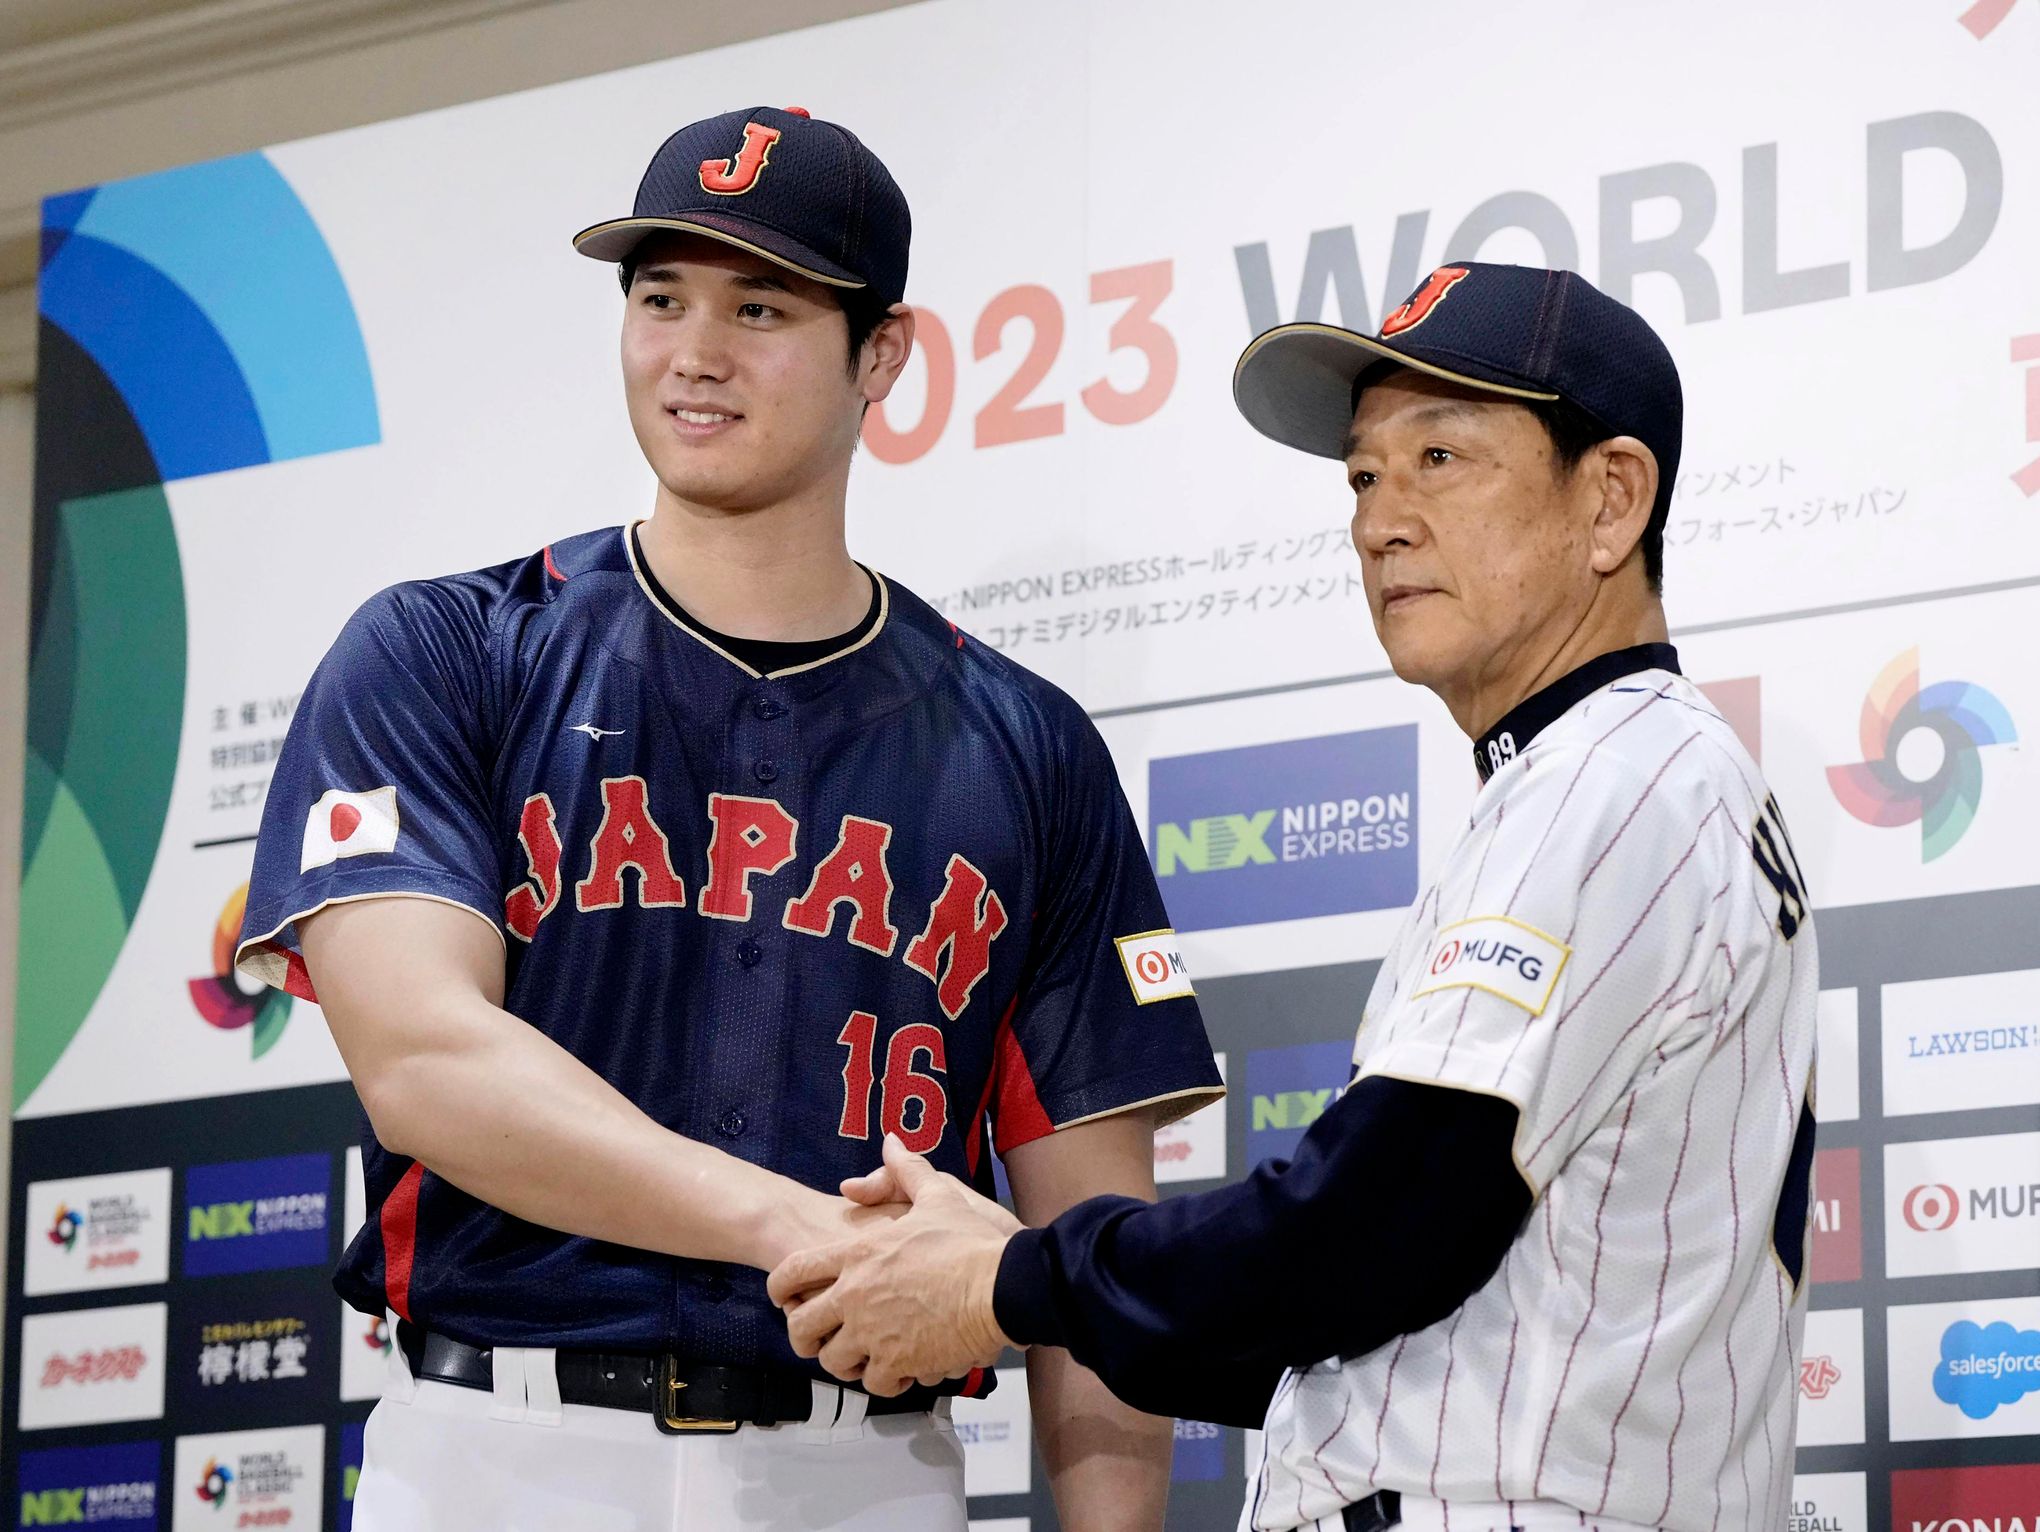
[782,815,900,955]
[1379,266,1471,337]
[505,793,563,941]
[903,854,1008,1020]
[574,776,688,911]
[698,122,783,196]
[700,794,799,921]
[516,779,1008,1006]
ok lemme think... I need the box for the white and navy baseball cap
[573,105,911,306]
[1232,262,1684,525]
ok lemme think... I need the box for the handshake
[768,1134,1027,1397]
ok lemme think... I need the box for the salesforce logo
[1935,1320,2040,1419]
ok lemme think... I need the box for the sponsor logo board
[338,1305,392,1404]
[1890,1297,2040,1441]
[16,1441,161,1527]
[171,1283,335,1425]
[1883,969,2040,1118]
[25,1168,174,1297]
[1811,1147,1861,1285]
[1890,1461,2040,1531]
[954,1367,1031,1498]
[1245,1042,1351,1165]
[170,1425,323,1532]
[1154,1053,1226,1185]
[1887,1130,2040,1279]
[182,1154,331,1278]
[1171,1419,1225,1482]
[1816,989,1859,1124]
[337,1422,363,1532]
[1797,1308,1866,1447]
[1148,727,1418,931]
[1790,1470,1866,1532]
[18,1304,169,1432]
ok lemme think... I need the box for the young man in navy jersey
[236,105,1221,1531]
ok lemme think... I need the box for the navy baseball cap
[1233,262,1683,522]
[573,106,910,306]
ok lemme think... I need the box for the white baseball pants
[352,1342,967,1532]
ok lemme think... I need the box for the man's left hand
[768,1134,1023,1396]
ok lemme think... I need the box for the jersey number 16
[836,1011,950,1153]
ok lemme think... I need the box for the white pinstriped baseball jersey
[1246,654,1819,1532]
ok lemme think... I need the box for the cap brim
[571,211,865,290]
[1232,323,1561,460]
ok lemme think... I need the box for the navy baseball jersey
[235,524,1222,1377]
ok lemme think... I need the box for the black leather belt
[399,1324,939,1435]
[1342,1491,1401,1530]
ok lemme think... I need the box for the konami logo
[1891,1460,2040,1531]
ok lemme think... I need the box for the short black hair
[618,254,893,377]
[1525,394,1665,593]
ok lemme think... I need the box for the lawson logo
[1148,727,1417,932]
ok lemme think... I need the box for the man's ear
[861,304,918,404]
[1586,436,1659,575]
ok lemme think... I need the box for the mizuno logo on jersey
[300,786,400,872]
[1412,915,1569,1015]
[503,780,1008,1020]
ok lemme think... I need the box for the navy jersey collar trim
[622,522,891,680]
[1472,642,1681,783]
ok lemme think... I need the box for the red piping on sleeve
[990,1010,1054,1155]
[963,996,1019,1177]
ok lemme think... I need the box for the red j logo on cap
[1380,266,1471,338]
[699,122,783,197]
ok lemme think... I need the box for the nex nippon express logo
[1888,1132,2040,1279]
[1148,726,1417,932]
[182,1154,330,1278]
[16,1441,160,1527]
[1245,1041,1352,1165]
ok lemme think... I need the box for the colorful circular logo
[186,882,293,1057]
[1827,647,2016,863]
[46,1203,82,1251]
[195,1457,233,1506]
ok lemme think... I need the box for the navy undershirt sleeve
[992,1075,1533,1428]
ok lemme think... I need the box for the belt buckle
[656,1355,740,1434]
